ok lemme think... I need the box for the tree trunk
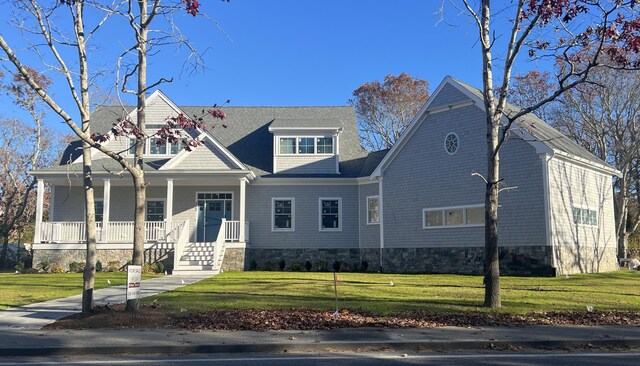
[126,0,148,312]
[82,144,97,313]
[615,172,629,259]
[0,235,9,269]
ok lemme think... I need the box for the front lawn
[149,271,640,315]
[0,272,160,310]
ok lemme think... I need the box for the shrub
[249,259,258,271]
[304,260,312,272]
[290,261,303,271]
[36,260,51,272]
[96,260,103,272]
[361,260,369,272]
[68,261,85,273]
[23,268,39,274]
[316,260,328,272]
[279,259,286,271]
[154,261,165,274]
[263,261,275,271]
[49,263,65,274]
[106,261,121,272]
[332,260,342,272]
[142,263,156,274]
[15,262,25,274]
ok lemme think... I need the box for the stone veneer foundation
[33,248,172,271]
[33,244,618,276]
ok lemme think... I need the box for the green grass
[148,271,640,315]
[0,272,160,310]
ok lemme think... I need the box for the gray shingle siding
[358,182,380,249]
[246,184,359,249]
[275,155,337,174]
[178,140,238,170]
[427,83,470,109]
[382,103,546,249]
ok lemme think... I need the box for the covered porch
[33,172,252,246]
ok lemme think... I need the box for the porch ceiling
[42,172,252,186]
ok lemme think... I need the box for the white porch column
[101,179,111,243]
[33,179,45,243]
[239,177,247,242]
[166,178,174,230]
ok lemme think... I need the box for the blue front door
[196,194,232,242]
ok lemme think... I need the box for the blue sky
[0,1,548,130]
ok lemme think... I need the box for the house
[30,76,619,275]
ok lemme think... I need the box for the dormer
[269,118,342,175]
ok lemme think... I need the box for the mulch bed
[45,302,640,330]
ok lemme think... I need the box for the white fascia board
[370,76,476,178]
[253,177,359,186]
[552,151,621,178]
[268,126,343,133]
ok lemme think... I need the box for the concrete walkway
[0,274,213,330]
[2,325,640,356]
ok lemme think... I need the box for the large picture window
[320,198,341,231]
[272,198,294,231]
[146,200,165,221]
[367,196,379,224]
[423,205,484,229]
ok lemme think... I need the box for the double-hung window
[272,198,294,231]
[94,200,104,222]
[320,198,341,231]
[146,200,165,221]
[367,196,379,224]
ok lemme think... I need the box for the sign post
[126,265,142,302]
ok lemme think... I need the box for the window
[367,196,379,224]
[149,137,167,155]
[272,198,294,231]
[197,193,232,200]
[128,138,137,154]
[320,198,341,231]
[146,200,165,221]
[94,200,104,222]
[423,205,484,229]
[444,132,459,155]
[277,136,334,155]
[279,138,296,154]
[317,137,333,154]
[572,207,598,226]
[298,138,314,154]
[170,139,187,155]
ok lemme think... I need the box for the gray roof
[269,118,343,129]
[51,105,375,178]
[450,77,610,168]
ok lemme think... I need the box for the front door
[196,193,232,242]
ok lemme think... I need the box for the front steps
[172,242,225,275]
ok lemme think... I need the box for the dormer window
[277,136,334,155]
[150,137,167,155]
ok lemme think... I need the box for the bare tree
[459,0,640,308]
[350,73,430,151]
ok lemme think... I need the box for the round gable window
[444,132,459,155]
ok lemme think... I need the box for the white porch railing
[39,221,174,243]
[223,220,249,242]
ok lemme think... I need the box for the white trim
[366,195,380,225]
[32,242,175,250]
[254,177,360,186]
[239,178,247,241]
[540,154,553,248]
[166,178,174,228]
[271,197,295,232]
[422,204,485,229]
[319,197,342,232]
[553,150,620,177]
[34,179,45,243]
[444,132,459,155]
[102,179,111,228]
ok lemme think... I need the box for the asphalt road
[2,351,640,365]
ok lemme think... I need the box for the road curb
[3,338,640,357]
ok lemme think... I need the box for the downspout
[377,176,384,272]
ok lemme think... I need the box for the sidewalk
[0,274,212,331]
[2,325,640,356]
